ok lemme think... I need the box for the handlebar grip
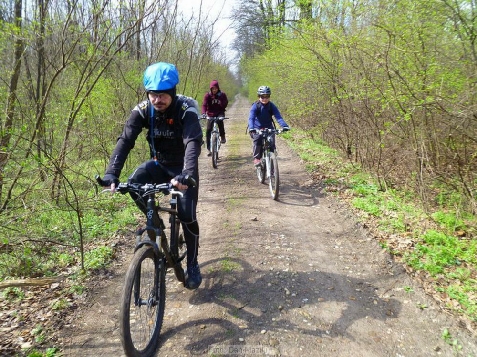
[185,175,197,188]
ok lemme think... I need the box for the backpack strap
[255,101,273,116]
[147,101,158,163]
[255,101,276,128]
[145,99,182,165]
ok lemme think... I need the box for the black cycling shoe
[185,263,202,290]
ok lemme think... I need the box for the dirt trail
[59,97,477,356]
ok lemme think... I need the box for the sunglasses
[148,91,169,100]
[259,95,270,99]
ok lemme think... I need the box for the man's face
[211,86,219,95]
[148,92,173,112]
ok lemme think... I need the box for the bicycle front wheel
[211,133,219,168]
[256,158,266,184]
[120,245,166,357]
[269,152,280,200]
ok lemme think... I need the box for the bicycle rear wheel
[268,152,280,200]
[211,133,219,168]
[120,245,165,357]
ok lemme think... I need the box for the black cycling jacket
[105,95,203,179]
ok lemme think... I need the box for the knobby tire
[120,245,166,357]
[211,133,218,168]
[269,152,280,200]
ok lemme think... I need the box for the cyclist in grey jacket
[100,62,203,290]
[248,85,290,166]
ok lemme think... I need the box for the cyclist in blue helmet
[100,62,204,289]
[248,86,290,166]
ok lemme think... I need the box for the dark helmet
[257,86,271,96]
[143,62,179,91]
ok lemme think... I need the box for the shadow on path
[156,256,401,354]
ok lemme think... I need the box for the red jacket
[202,80,228,117]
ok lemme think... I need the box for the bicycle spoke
[120,246,165,356]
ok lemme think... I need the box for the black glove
[173,174,197,188]
[100,174,119,187]
[282,126,290,132]
[174,174,190,186]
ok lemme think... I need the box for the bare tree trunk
[36,0,48,180]
[0,0,23,205]
[136,0,145,60]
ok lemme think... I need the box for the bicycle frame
[96,178,187,277]
[140,186,187,274]
[211,120,221,151]
[255,128,282,200]
[133,190,165,257]
[263,136,273,179]
[140,188,184,272]
[206,116,228,168]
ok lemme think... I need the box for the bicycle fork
[264,154,272,179]
[134,203,163,255]
[212,123,221,151]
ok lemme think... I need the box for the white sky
[177,0,238,64]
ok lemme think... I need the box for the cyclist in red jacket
[201,80,229,156]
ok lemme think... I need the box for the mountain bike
[255,128,284,200]
[207,116,228,168]
[96,175,195,357]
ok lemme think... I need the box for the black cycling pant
[128,160,200,266]
[206,119,225,150]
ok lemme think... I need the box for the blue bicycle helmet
[257,85,271,95]
[143,62,179,92]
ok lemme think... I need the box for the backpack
[145,94,200,126]
[177,94,200,118]
[145,95,201,159]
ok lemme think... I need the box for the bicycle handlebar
[205,116,229,120]
[255,128,284,134]
[95,175,197,197]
